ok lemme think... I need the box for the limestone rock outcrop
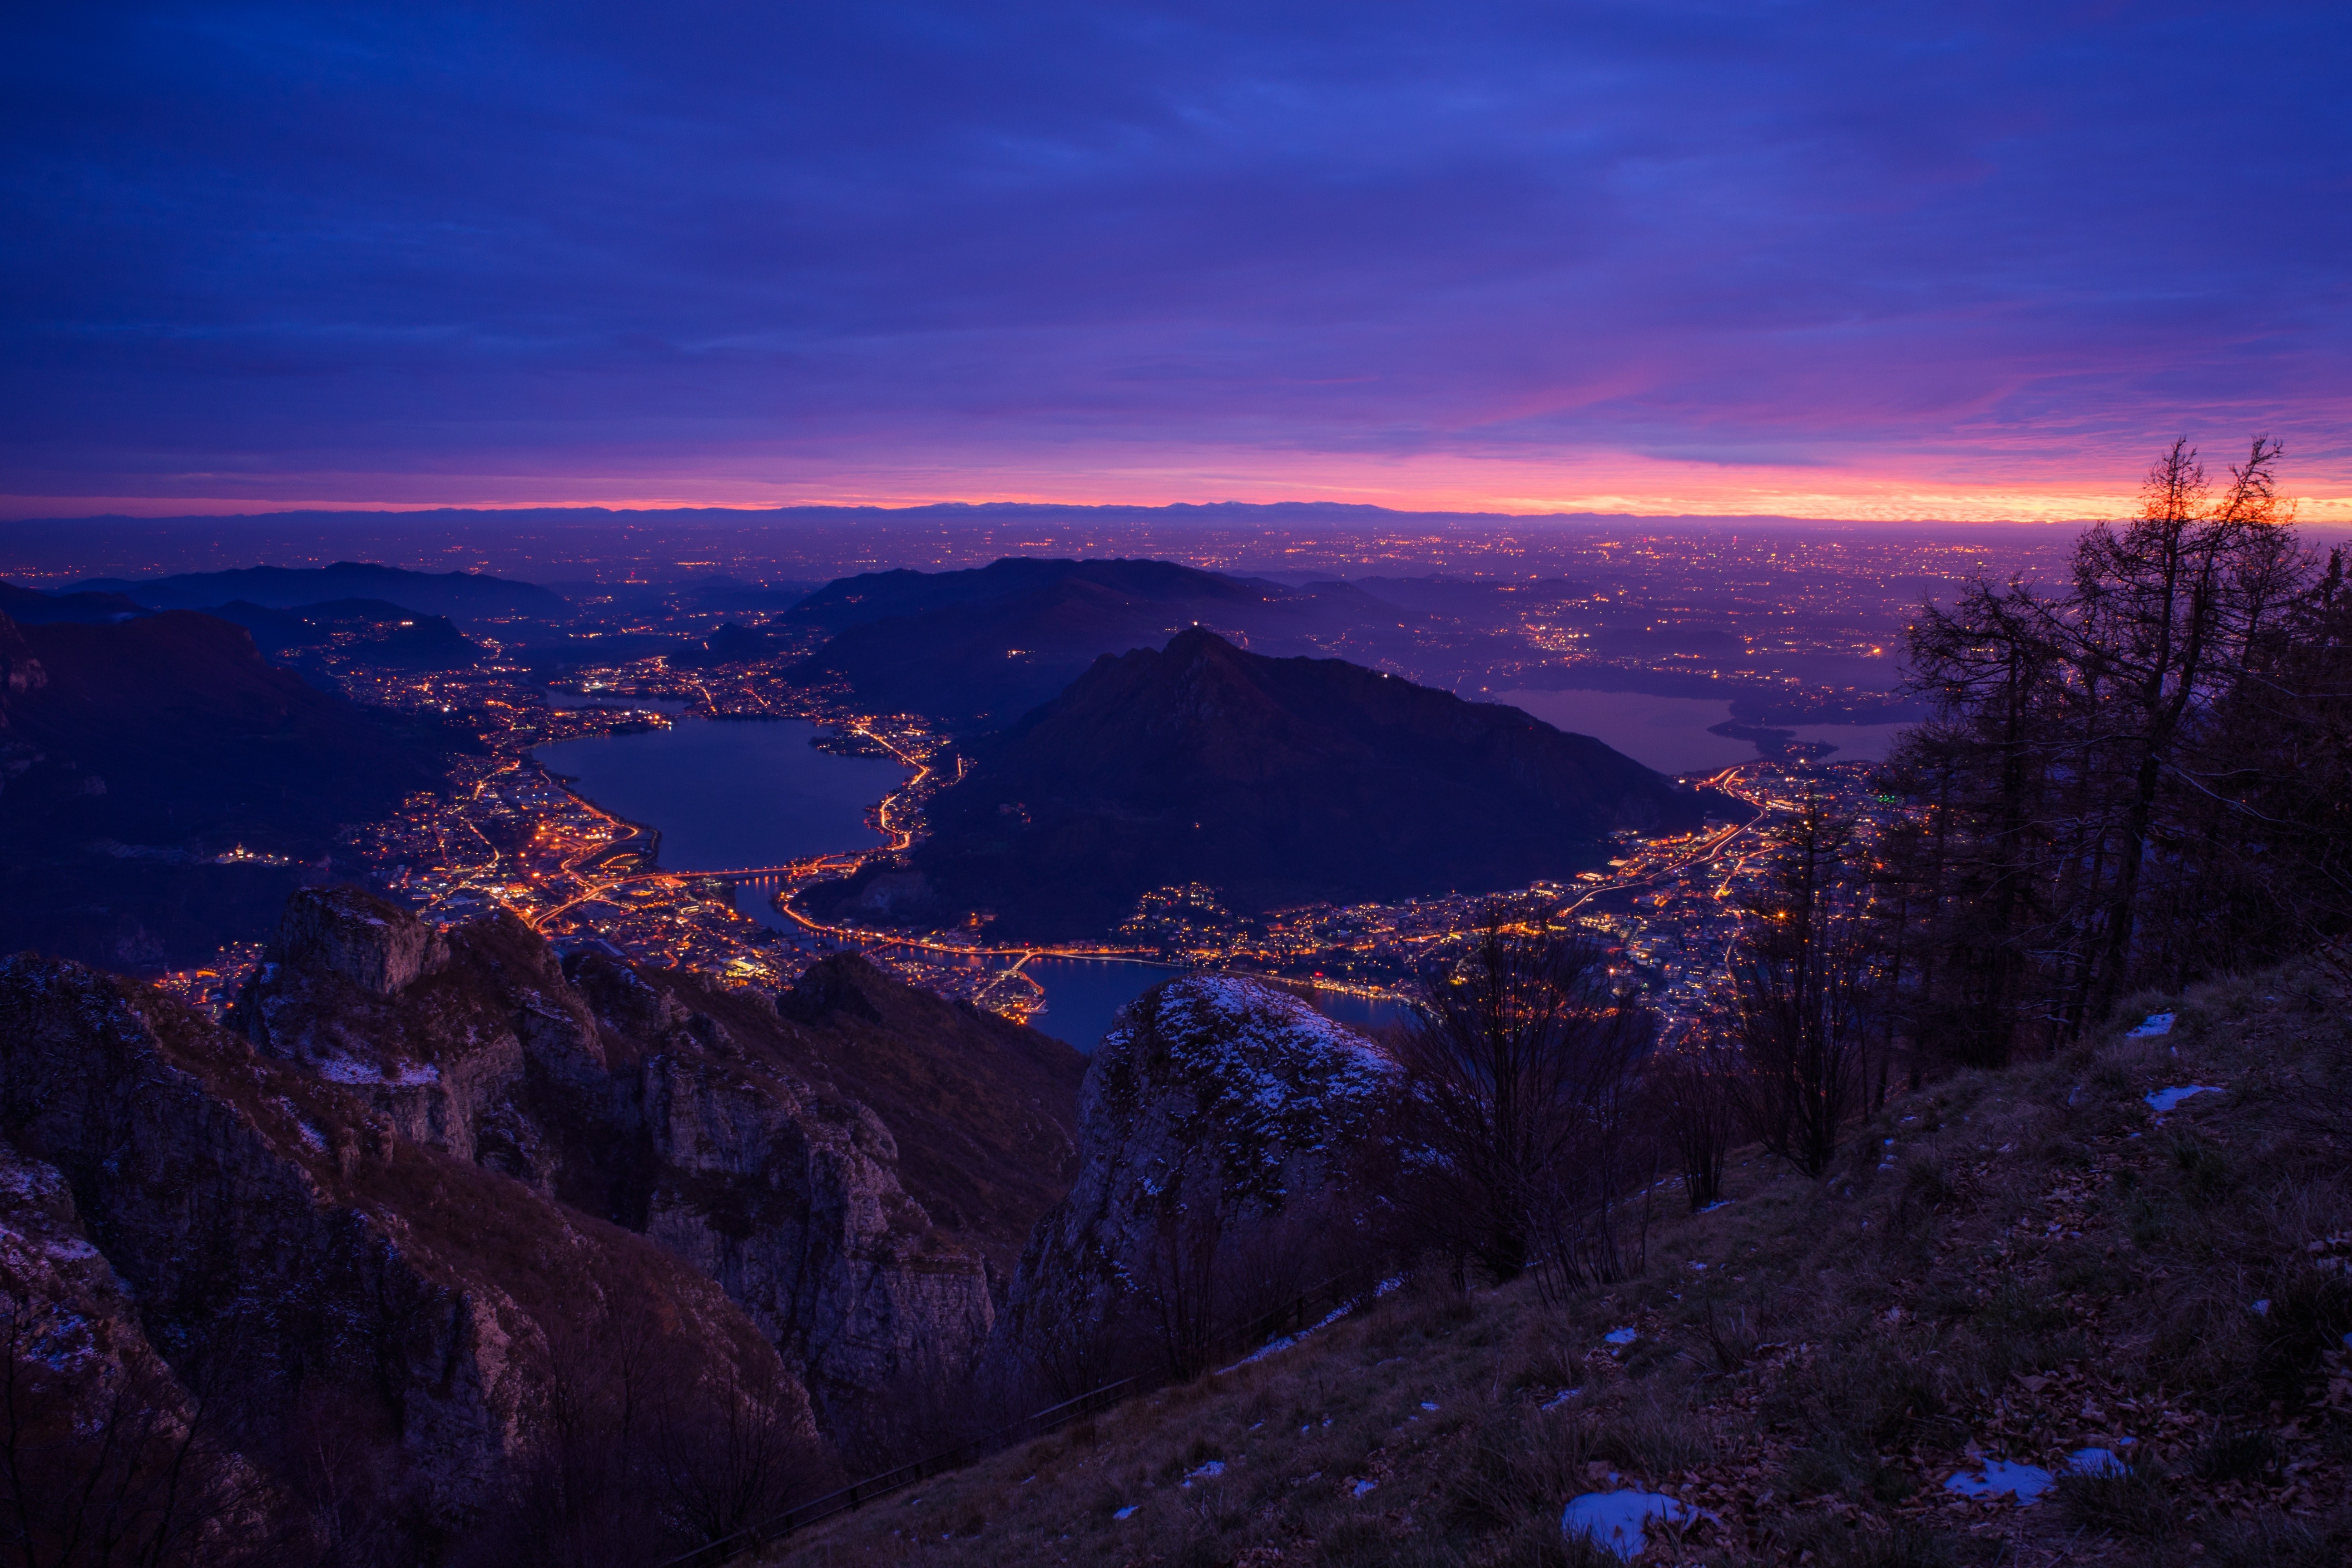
[0,953,802,1552]
[232,887,1085,1434]
[1003,974,1401,1360]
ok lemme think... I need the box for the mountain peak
[811,641,1708,938]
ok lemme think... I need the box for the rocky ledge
[1003,974,1401,1374]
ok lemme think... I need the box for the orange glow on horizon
[8,449,2350,526]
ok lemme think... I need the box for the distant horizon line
[0,497,2120,529]
[10,495,2349,541]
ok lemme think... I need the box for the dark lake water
[539,717,1415,1051]
[533,717,906,869]
[1494,687,1910,774]
[923,954,1412,1054]
[1014,956,1175,1052]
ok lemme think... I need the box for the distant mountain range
[69,560,567,625]
[788,557,1423,728]
[805,628,1713,938]
[0,608,458,967]
[0,580,149,625]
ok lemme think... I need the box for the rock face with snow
[232,886,1084,1431]
[0,951,801,1552]
[1003,975,1402,1359]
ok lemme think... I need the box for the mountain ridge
[0,608,456,966]
[787,556,1422,727]
[808,628,1712,937]
[71,560,567,625]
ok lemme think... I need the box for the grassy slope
[779,960,2352,1567]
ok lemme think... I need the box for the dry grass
[777,959,2352,1566]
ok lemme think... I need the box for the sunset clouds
[6,2,2348,519]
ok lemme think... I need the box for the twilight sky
[6,2,2349,521]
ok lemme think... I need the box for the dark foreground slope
[809,628,1710,937]
[787,959,2352,1568]
[0,609,454,966]
[789,557,1410,728]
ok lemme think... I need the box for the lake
[533,717,906,869]
[537,717,1415,1051]
[1492,688,1910,774]
[1004,958,1413,1053]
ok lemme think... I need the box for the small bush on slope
[777,959,2352,1567]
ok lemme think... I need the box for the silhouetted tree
[1727,791,1873,1178]
[1395,906,1656,1289]
[1886,437,2340,1056]
[1649,1030,1742,1211]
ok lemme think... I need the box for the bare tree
[1394,906,1656,1289]
[2065,436,2299,1019]
[1887,437,2340,1053]
[1649,1030,1742,1211]
[1141,1173,1229,1382]
[647,1370,824,1551]
[0,1305,272,1568]
[1727,791,1873,1179]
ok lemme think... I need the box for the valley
[54,535,1946,1049]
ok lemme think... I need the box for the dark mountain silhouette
[0,609,455,967]
[805,628,1712,938]
[209,597,482,667]
[790,557,1420,727]
[790,556,1271,631]
[0,580,148,624]
[72,560,567,625]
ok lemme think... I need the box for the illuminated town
[147,529,1929,1043]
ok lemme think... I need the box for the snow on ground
[1560,1490,1695,1559]
[2126,1013,2176,1037]
[1943,1458,2054,1503]
[2144,1084,2224,1112]
[313,1054,440,1087]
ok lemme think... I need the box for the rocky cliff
[1003,975,1402,1371]
[0,951,802,1561]
[232,886,1086,1432]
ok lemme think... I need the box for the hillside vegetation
[779,957,2352,1567]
